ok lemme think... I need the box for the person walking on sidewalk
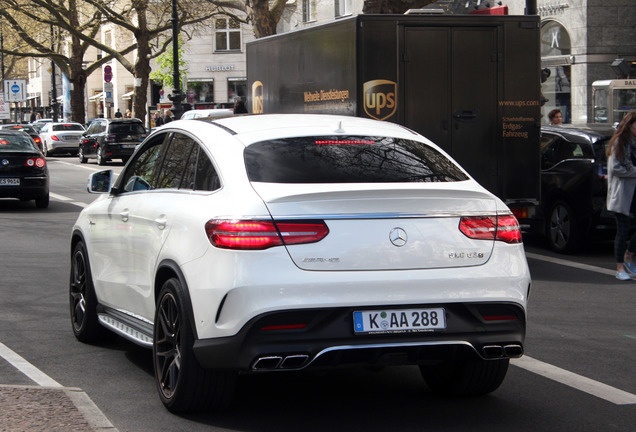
[606,111,636,280]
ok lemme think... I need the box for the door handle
[120,210,129,222]
[155,217,167,230]
[453,110,478,120]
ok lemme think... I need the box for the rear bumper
[193,302,526,371]
[103,143,137,158]
[0,177,48,199]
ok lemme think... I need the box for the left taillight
[25,158,46,168]
[459,215,521,244]
[205,219,329,250]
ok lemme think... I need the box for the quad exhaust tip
[252,354,309,371]
[483,344,523,359]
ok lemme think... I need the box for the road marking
[525,252,615,276]
[50,192,88,208]
[0,342,62,387]
[512,356,636,405]
[52,160,103,172]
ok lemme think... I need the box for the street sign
[104,82,113,103]
[0,92,10,120]
[104,65,113,83]
[2,79,27,102]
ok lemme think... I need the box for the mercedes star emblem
[389,227,407,247]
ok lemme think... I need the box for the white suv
[70,114,530,413]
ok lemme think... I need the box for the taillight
[106,134,116,142]
[51,135,60,141]
[34,137,41,144]
[205,219,329,250]
[26,158,46,167]
[459,215,521,244]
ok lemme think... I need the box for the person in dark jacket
[233,99,248,114]
[163,110,174,124]
[154,111,164,127]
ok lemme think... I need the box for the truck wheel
[546,200,581,253]
[154,278,236,413]
[420,358,509,396]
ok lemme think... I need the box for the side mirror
[87,170,114,194]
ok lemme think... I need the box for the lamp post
[168,0,185,119]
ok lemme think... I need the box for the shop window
[186,81,214,104]
[228,79,247,102]
[215,18,241,52]
[335,0,351,17]
[303,0,316,22]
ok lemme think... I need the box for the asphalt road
[1,156,635,431]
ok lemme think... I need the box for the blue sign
[11,84,19,93]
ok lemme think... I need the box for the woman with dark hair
[606,111,636,280]
[548,108,562,125]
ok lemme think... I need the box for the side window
[194,150,221,191]
[154,133,196,189]
[540,134,560,169]
[119,134,168,193]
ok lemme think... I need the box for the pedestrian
[154,111,164,127]
[606,111,636,280]
[548,108,562,125]
[125,109,132,118]
[233,98,248,114]
[29,110,36,122]
[163,110,174,124]
[36,113,42,120]
[115,109,123,118]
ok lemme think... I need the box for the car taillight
[51,135,60,141]
[459,215,521,244]
[106,134,116,142]
[205,219,329,250]
[25,158,46,167]
[34,137,41,144]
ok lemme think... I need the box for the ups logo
[363,80,396,121]
[252,81,263,114]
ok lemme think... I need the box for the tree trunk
[133,7,152,123]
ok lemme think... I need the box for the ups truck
[247,14,541,210]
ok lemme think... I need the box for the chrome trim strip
[261,211,512,220]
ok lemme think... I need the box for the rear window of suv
[244,136,468,183]
[109,123,146,134]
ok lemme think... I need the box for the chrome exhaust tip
[280,354,309,369]
[504,344,524,358]
[252,356,283,370]
[483,345,504,358]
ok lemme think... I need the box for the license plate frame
[0,178,20,186]
[353,308,446,334]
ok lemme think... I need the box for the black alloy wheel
[69,241,110,343]
[153,278,236,413]
[546,199,581,253]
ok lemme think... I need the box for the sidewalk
[0,384,118,432]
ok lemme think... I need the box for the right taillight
[205,219,329,250]
[459,215,521,244]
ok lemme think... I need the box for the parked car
[79,118,147,165]
[179,108,233,120]
[0,130,49,208]
[70,114,530,413]
[0,124,43,152]
[39,122,85,156]
[517,124,615,253]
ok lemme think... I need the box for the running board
[97,306,154,348]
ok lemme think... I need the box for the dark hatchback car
[0,124,43,152]
[79,118,147,165]
[517,124,614,253]
[0,131,49,208]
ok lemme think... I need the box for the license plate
[354,308,446,334]
[121,144,136,149]
[0,178,19,186]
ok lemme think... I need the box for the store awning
[89,92,104,101]
[122,90,135,100]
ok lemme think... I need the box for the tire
[69,241,111,343]
[546,200,581,253]
[78,146,87,163]
[97,145,107,166]
[35,194,49,209]
[420,358,509,396]
[42,142,49,157]
[154,278,237,413]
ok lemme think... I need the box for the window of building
[228,78,247,103]
[186,80,214,104]
[335,0,351,17]
[215,18,241,52]
[541,20,572,124]
[303,0,316,22]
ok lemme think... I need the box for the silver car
[39,122,85,156]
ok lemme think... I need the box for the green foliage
[150,37,188,89]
